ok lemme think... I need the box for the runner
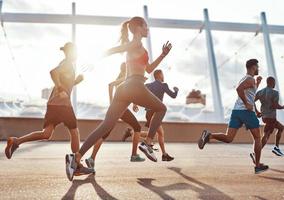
[85,62,145,170]
[198,59,269,174]
[123,69,178,161]
[251,76,284,160]
[65,16,172,181]
[5,42,93,175]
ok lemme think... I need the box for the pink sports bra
[127,50,149,68]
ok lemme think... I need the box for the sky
[1,0,284,114]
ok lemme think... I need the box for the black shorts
[43,105,77,129]
[262,118,284,134]
[145,110,154,128]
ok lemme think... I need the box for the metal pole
[261,12,279,90]
[143,5,153,63]
[72,2,77,113]
[203,9,224,122]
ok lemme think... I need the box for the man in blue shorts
[198,59,269,174]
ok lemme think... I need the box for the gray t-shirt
[256,87,279,118]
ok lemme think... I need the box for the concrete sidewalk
[0,142,283,199]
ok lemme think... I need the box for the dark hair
[154,69,162,79]
[266,76,275,85]
[246,59,258,69]
[119,17,145,45]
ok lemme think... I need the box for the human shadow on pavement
[137,167,233,200]
[137,178,189,200]
[270,168,284,174]
[168,167,234,200]
[62,174,118,200]
[259,176,284,183]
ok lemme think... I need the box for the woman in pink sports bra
[65,16,172,181]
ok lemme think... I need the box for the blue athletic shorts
[228,110,259,130]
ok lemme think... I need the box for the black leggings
[79,75,167,156]
[102,108,141,140]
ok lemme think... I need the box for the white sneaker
[139,141,157,162]
[272,146,284,156]
[65,154,77,181]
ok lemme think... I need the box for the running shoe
[85,157,95,169]
[150,144,159,152]
[198,130,211,149]
[5,137,19,159]
[255,164,269,174]
[162,153,174,162]
[122,128,132,142]
[139,141,157,162]
[272,146,284,156]
[130,154,145,162]
[74,165,95,176]
[65,154,77,181]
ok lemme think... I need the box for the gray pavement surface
[0,142,284,200]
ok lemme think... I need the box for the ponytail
[119,21,130,45]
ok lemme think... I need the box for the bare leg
[157,126,166,155]
[68,128,80,153]
[132,132,140,156]
[250,128,262,167]
[210,127,238,143]
[274,123,283,147]
[91,138,103,160]
[15,124,54,145]
[261,131,271,149]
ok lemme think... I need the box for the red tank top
[127,50,149,67]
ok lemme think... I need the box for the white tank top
[233,75,256,110]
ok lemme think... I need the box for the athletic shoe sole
[272,149,282,156]
[255,166,269,174]
[198,130,209,149]
[85,159,94,169]
[65,154,77,181]
[139,145,157,162]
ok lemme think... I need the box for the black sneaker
[139,141,157,162]
[5,137,19,159]
[162,154,174,162]
[255,164,269,174]
[198,130,211,149]
[122,128,132,142]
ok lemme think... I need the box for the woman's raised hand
[162,41,172,57]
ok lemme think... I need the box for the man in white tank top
[198,59,269,174]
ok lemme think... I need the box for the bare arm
[105,41,139,56]
[50,67,63,91]
[108,78,125,103]
[271,92,284,109]
[236,78,255,111]
[145,41,172,74]
[74,74,84,85]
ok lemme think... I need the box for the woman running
[65,16,172,181]
[85,62,145,170]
